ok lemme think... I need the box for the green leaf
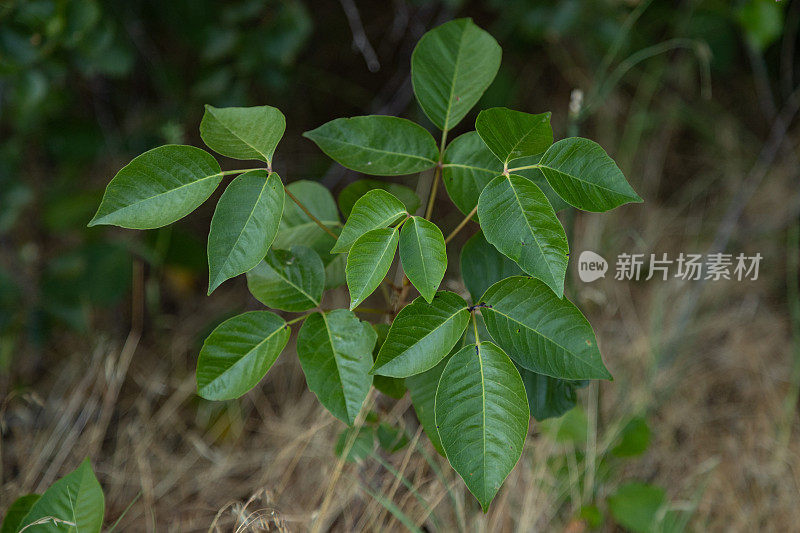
[435,342,529,512]
[303,116,438,176]
[372,291,469,378]
[478,174,569,297]
[18,458,104,533]
[372,324,407,399]
[345,227,399,310]
[608,482,667,533]
[196,311,290,400]
[460,231,523,303]
[442,131,502,218]
[246,245,324,311]
[199,105,286,164]
[513,157,571,212]
[335,426,375,463]
[207,170,285,293]
[443,132,567,217]
[480,276,612,380]
[274,180,340,257]
[297,310,377,425]
[411,18,502,131]
[518,366,587,421]
[406,354,449,455]
[332,190,407,254]
[89,145,222,229]
[338,179,421,219]
[475,107,553,165]
[1,494,40,533]
[537,138,642,212]
[399,216,447,303]
[324,253,347,290]
[611,417,651,458]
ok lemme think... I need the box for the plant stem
[286,313,312,326]
[472,311,479,344]
[444,204,478,244]
[284,187,339,239]
[424,129,449,220]
[217,168,265,177]
[506,163,540,173]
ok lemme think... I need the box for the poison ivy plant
[2,459,105,533]
[88,18,640,512]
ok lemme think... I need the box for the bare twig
[339,0,380,72]
[284,187,339,239]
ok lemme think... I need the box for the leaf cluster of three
[89,18,640,511]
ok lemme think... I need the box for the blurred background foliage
[1,0,798,530]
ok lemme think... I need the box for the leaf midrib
[201,324,285,392]
[313,134,437,165]
[320,312,356,423]
[208,107,271,164]
[538,163,633,197]
[212,173,273,287]
[352,229,398,303]
[267,253,320,306]
[484,307,606,376]
[504,176,561,287]
[93,170,222,224]
[376,306,467,373]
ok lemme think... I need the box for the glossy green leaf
[200,105,285,164]
[513,156,571,212]
[443,132,567,217]
[275,180,340,257]
[435,342,529,512]
[1,494,40,533]
[303,116,438,175]
[207,170,284,293]
[332,190,407,254]
[372,291,469,377]
[475,107,553,165]
[411,18,501,131]
[608,483,667,533]
[324,253,347,290]
[406,355,449,455]
[297,310,377,425]
[246,245,324,311]
[442,131,502,218]
[399,216,447,303]
[518,366,588,421]
[89,145,222,229]
[460,231,523,303]
[372,323,407,399]
[478,174,569,297]
[345,227,399,310]
[480,276,612,380]
[338,179,421,219]
[537,137,642,212]
[18,458,104,533]
[196,311,290,400]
